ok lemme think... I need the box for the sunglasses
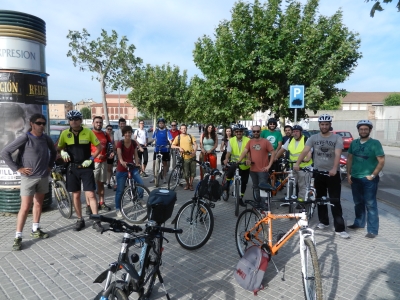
[34,121,46,126]
[252,130,260,133]
[171,124,177,127]
[68,117,81,121]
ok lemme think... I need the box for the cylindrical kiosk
[0,10,51,212]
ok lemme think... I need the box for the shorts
[20,177,49,196]
[183,159,196,179]
[107,157,114,165]
[153,151,170,162]
[66,167,95,192]
[94,161,107,183]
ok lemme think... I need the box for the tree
[80,107,91,119]
[366,0,400,17]
[127,63,188,127]
[383,93,400,106]
[67,29,142,124]
[189,0,362,122]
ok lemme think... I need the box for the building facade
[48,100,73,119]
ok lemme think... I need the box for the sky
[1,0,400,104]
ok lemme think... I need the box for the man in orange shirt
[238,125,275,208]
[87,116,114,214]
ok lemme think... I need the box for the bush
[383,93,400,106]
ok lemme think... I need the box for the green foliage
[127,63,188,124]
[383,93,400,106]
[188,0,362,122]
[319,94,343,110]
[80,107,91,119]
[67,29,142,124]
[366,0,400,17]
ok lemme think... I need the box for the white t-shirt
[134,128,148,145]
[114,129,123,142]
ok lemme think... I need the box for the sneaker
[74,219,85,231]
[149,178,155,183]
[365,233,377,238]
[163,179,167,184]
[98,203,111,211]
[92,221,103,232]
[239,198,246,207]
[335,231,350,239]
[30,228,49,239]
[107,184,112,189]
[347,224,363,230]
[116,211,123,218]
[142,172,149,178]
[12,238,22,251]
[316,223,327,229]
[85,206,92,215]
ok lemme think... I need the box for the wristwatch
[370,174,375,178]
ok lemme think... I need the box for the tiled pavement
[0,146,399,299]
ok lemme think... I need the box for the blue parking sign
[289,85,305,108]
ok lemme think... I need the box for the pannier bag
[197,175,222,202]
[147,189,177,223]
[234,245,270,296]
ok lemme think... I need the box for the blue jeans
[115,169,144,211]
[250,171,269,202]
[350,176,380,235]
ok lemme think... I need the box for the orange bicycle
[268,159,295,196]
[235,183,337,300]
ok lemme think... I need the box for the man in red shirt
[88,116,114,213]
[238,125,275,208]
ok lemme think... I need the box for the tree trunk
[100,74,109,124]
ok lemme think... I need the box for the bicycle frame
[232,167,241,199]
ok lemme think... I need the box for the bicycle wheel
[95,285,128,300]
[168,166,181,191]
[174,199,214,250]
[53,181,73,219]
[154,159,160,187]
[340,164,347,182]
[302,237,323,300]
[139,235,162,300]
[221,173,229,201]
[235,209,266,257]
[234,180,240,217]
[121,184,150,224]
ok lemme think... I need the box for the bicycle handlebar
[126,163,140,170]
[89,214,142,233]
[157,226,183,234]
[280,197,339,205]
[301,167,330,176]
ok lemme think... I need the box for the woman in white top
[199,124,218,179]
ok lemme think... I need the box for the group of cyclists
[5,108,384,251]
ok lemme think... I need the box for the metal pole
[294,109,297,124]
[118,89,121,118]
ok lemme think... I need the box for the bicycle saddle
[258,182,275,191]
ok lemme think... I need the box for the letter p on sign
[289,85,304,108]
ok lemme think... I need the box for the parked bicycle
[120,163,151,224]
[221,161,248,217]
[235,183,338,300]
[339,155,347,182]
[171,160,222,250]
[167,151,190,191]
[90,214,182,300]
[154,145,169,187]
[50,164,72,219]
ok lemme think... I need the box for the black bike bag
[147,189,177,223]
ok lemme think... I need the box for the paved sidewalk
[0,149,399,299]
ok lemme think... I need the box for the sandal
[190,185,194,191]
[184,185,189,190]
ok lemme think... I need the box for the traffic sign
[289,85,305,108]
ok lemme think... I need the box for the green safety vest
[230,136,250,170]
[288,135,312,168]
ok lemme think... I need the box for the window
[359,104,367,110]
[342,104,350,110]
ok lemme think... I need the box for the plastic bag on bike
[147,189,177,223]
[198,175,222,202]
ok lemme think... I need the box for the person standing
[294,114,350,239]
[223,124,250,206]
[347,120,385,238]
[57,110,103,232]
[199,124,218,180]
[115,126,145,218]
[134,120,149,177]
[237,125,274,208]
[168,121,181,169]
[261,118,283,171]
[275,125,312,201]
[282,125,293,145]
[114,118,126,148]
[1,114,57,251]
[220,127,233,166]
[150,118,172,184]
[105,124,115,189]
[171,124,197,190]
[90,116,114,213]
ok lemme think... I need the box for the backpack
[177,133,193,146]
[234,245,270,296]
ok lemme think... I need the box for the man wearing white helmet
[346,120,385,239]
[294,114,350,239]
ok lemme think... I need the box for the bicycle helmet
[292,125,303,131]
[233,124,245,131]
[67,110,82,120]
[356,120,373,129]
[157,117,166,123]
[318,114,332,122]
[268,118,277,125]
